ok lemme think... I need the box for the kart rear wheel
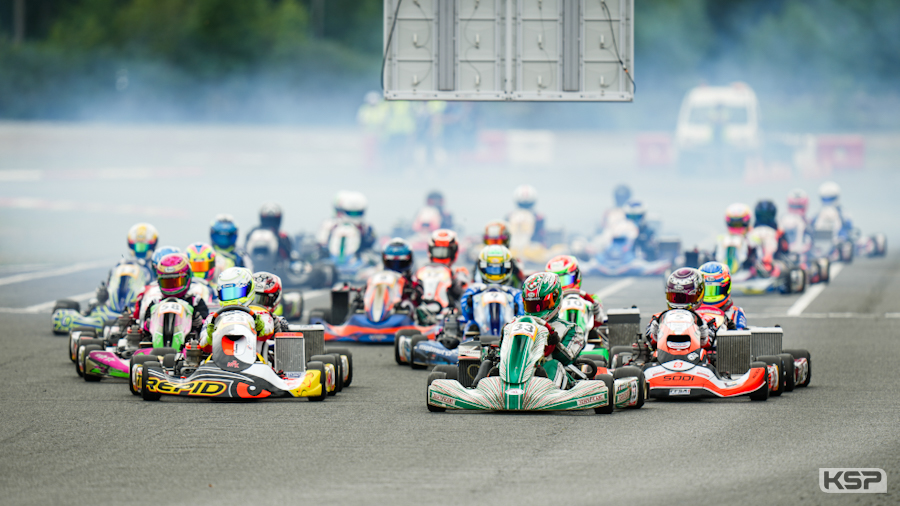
[306,361,328,401]
[69,328,96,363]
[783,349,811,387]
[409,335,429,369]
[310,355,342,395]
[326,347,353,387]
[748,362,770,401]
[609,346,633,369]
[426,372,447,412]
[432,365,458,381]
[76,338,103,377]
[129,355,155,395]
[82,345,103,382]
[308,308,330,326]
[613,366,646,409]
[594,374,615,414]
[758,356,783,397]
[777,353,796,392]
[54,299,81,313]
[394,329,419,365]
[141,362,162,401]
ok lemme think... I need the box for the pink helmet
[156,253,192,298]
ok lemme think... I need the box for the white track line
[786,263,844,316]
[0,261,108,287]
[0,291,95,314]
[595,278,637,301]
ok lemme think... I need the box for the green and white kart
[426,315,644,414]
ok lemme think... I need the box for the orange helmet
[428,229,459,265]
[483,220,510,247]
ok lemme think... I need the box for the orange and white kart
[138,306,336,401]
[623,310,778,401]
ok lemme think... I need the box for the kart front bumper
[141,363,327,399]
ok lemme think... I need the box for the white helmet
[513,185,538,209]
[335,191,368,222]
[819,181,840,206]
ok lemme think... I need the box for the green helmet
[216,267,256,306]
[521,272,562,320]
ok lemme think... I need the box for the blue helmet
[382,238,413,274]
[151,246,181,271]
[210,214,239,249]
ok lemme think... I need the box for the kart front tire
[613,366,646,409]
[310,354,342,395]
[394,329,419,365]
[326,347,353,387]
[758,356,783,397]
[432,365,458,381]
[82,345,103,382]
[777,353,796,392]
[783,349,811,387]
[141,362,162,401]
[426,372,447,412]
[748,362,770,401]
[306,361,328,401]
[594,374,615,414]
[130,355,155,396]
[76,338,103,377]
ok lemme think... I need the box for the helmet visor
[132,242,150,255]
[219,284,251,302]
[666,291,699,306]
[384,257,411,272]
[523,292,558,315]
[158,274,189,291]
[211,232,236,248]
[558,272,578,288]
[430,246,450,259]
[344,209,364,218]
[726,217,748,230]
[703,283,729,303]
[482,264,509,282]
[190,260,214,275]
[254,292,279,308]
[484,237,506,245]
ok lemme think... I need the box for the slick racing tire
[613,366,647,409]
[758,356,783,397]
[609,346,634,369]
[129,354,156,396]
[426,372,447,412]
[748,361,770,401]
[432,365,459,381]
[594,374,615,414]
[141,362,163,401]
[54,299,81,313]
[818,258,831,283]
[306,361,328,401]
[783,349,811,387]
[409,335,429,370]
[308,308,330,326]
[310,355,342,395]
[777,353,796,392]
[162,354,177,369]
[82,345,104,382]
[76,338,103,377]
[326,347,353,387]
[69,328,96,363]
[394,329,420,365]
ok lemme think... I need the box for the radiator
[716,330,752,377]
[607,308,641,348]
[750,327,783,358]
[287,324,325,360]
[274,334,306,378]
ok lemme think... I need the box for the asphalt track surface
[1,256,898,505]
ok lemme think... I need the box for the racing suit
[245,226,294,261]
[249,305,290,356]
[138,293,209,338]
[212,245,253,270]
[541,316,585,390]
[812,205,853,241]
[721,299,748,330]
[644,309,715,351]
[201,306,267,353]
[459,283,524,331]
[316,219,377,253]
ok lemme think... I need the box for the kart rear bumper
[313,313,436,343]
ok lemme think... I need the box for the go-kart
[138,306,335,401]
[246,228,337,290]
[396,284,518,369]
[426,316,645,413]
[309,270,437,343]
[716,233,806,294]
[582,221,673,277]
[609,308,811,401]
[560,291,610,363]
[53,259,150,334]
[779,213,831,284]
[80,297,195,382]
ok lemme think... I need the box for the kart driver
[317,191,378,253]
[209,214,252,270]
[459,245,525,330]
[382,238,422,309]
[545,254,607,332]
[811,181,853,240]
[245,203,294,261]
[249,272,290,354]
[624,200,658,259]
[426,228,465,308]
[521,272,585,390]
[643,268,715,352]
[508,185,546,245]
[698,262,747,330]
[201,267,268,352]
[425,190,454,230]
[474,220,526,288]
[138,253,209,337]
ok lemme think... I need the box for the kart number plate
[669,388,691,396]
[160,302,184,315]
[481,292,506,305]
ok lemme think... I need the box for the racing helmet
[210,214,239,250]
[428,229,459,265]
[614,184,632,207]
[754,200,778,228]
[513,185,538,210]
[185,242,217,282]
[252,272,283,311]
[483,220,510,247]
[259,203,283,230]
[151,246,181,272]
[156,253,193,299]
[624,200,646,224]
[335,191,368,222]
[698,262,732,309]
[216,267,256,307]
[545,255,581,290]
[478,245,513,284]
[819,181,840,206]
[426,190,444,208]
[522,272,563,320]
[725,203,752,235]
[364,91,381,106]
[127,223,159,259]
[665,268,705,310]
[382,238,413,274]
[786,189,809,216]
